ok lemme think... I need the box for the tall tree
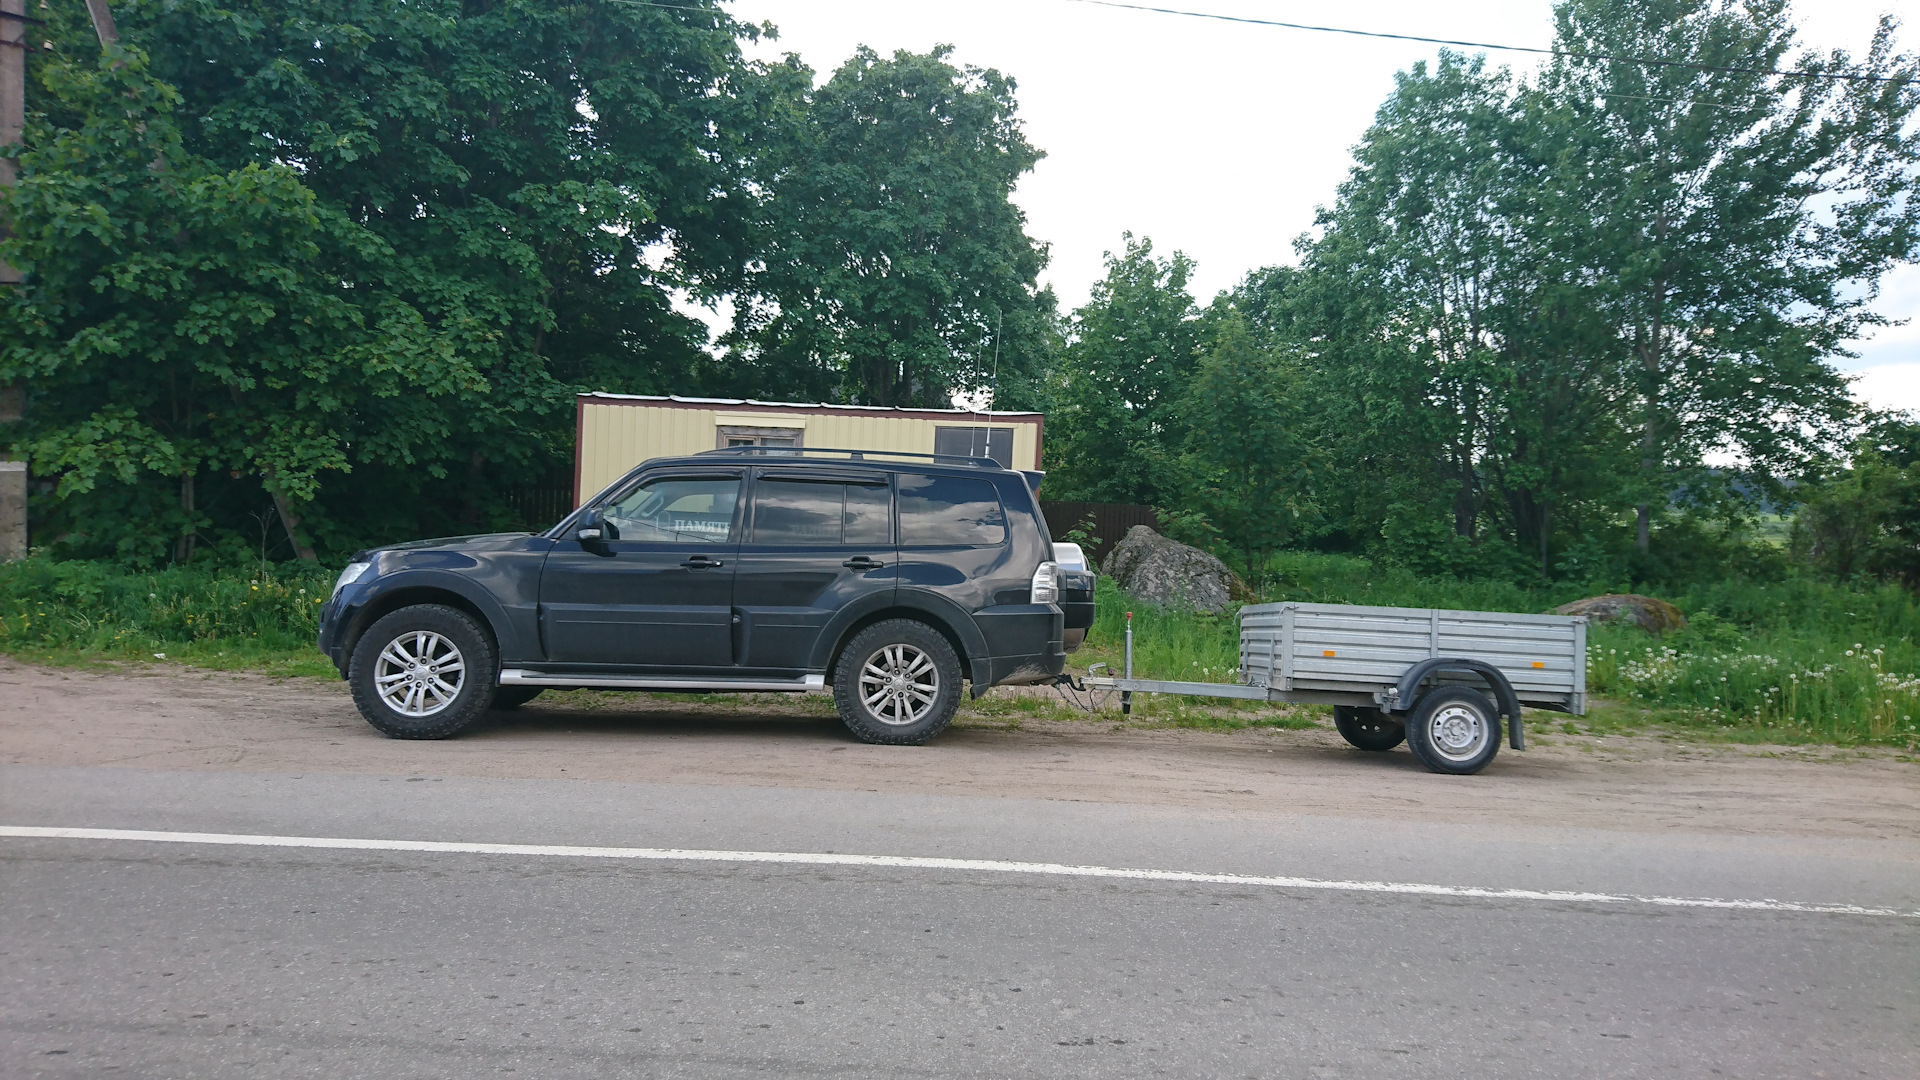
[1293,54,1629,576]
[1043,235,1202,506]
[1,0,780,562]
[0,41,417,563]
[731,45,1052,408]
[1176,313,1317,585]
[1541,0,1920,551]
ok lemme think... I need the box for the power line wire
[602,0,1912,89]
[1060,0,1914,86]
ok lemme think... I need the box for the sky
[721,0,1919,414]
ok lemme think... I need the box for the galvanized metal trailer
[1080,602,1588,775]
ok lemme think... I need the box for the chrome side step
[499,669,826,693]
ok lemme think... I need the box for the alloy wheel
[374,630,466,717]
[859,643,940,726]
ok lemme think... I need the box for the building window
[934,426,1013,468]
[718,426,803,453]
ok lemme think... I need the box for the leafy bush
[0,555,335,668]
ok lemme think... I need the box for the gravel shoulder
[3,658,1915,842]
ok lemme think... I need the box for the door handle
[681,556,724,569]
[843,556,885,570]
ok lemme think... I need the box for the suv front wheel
[833,619,964,745]
[348,604,498,739]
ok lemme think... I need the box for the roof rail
[696,446,1004,469]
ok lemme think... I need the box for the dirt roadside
[3,658,1915,842]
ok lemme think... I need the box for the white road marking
[4,825,1913,918]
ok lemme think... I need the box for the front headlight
[1030,561,1059,604]
[332,561,373,599]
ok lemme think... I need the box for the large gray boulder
[1101,525,1247,614]
[1553,593,1687,635]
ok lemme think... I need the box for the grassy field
[1,552,1915,748]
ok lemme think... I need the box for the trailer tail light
[1030,561,1060,604]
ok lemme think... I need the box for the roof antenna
[990,309,1002,413]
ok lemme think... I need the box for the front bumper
[316,589,369,678]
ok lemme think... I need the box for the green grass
[2,551,1915,748]
[0,556,337,677]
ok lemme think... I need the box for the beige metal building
[574,393,1045,504]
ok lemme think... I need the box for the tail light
[1030,561,1060,604]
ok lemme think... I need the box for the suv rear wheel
[833,619,963,745]
[348,604,497,739]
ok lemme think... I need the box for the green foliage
[1042,235,1203,505]
[1542,0,1918,537]
[4,5,1054,564]
[1586,627,1919,746]
[724,45,1053,408]
[1044,2,1920,589]
[0,554,336,674]
[1,44,387,564]
[1792,415,1920,588]
[1176,313,1316,587]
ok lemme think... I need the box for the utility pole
[1,0,25,286]
[0,0,28,561]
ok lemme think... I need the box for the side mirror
[575,507,606,542]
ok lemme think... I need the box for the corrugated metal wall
[577,401,1043,502]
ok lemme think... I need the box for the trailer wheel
[1405,686,1501,775]
[1332,706,1405,751]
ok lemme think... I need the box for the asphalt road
[4,764,1916,1080]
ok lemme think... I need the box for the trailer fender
[1390,658,1525,750]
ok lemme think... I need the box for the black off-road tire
[491,686,545,711]
[832,619,964,746]
[1332,705,1406,752]
[348,604,497,740]
[1404,686,1501,775]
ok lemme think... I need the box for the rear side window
[898,475,1005,547]
[753,479,894,546]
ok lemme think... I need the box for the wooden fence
[1038,500,1158,567]
[503,484,575,532]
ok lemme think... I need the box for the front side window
[752,479,894,546]
[603,475,740,543]
[898,474,1005,547]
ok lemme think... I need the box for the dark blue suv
[318,448,1094,744]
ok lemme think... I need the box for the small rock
[1100,525,1249,614]
[1554,593,1687,635]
